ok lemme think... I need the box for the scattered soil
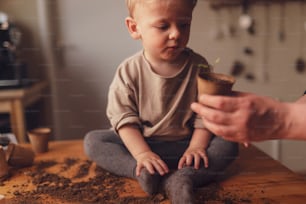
[36,160,58,171]
[2,158,265,204]
[60,158,79,172]
[6,159,167,204]
[73,160,91,179]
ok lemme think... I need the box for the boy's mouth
[166,46,181,51]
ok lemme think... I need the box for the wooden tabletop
[1,140,306,204]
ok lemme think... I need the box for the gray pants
[83,129,238,187]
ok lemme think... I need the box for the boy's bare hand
[134,151,169,176]
[178,147,208,170]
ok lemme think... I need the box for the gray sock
[162,172,194,204]
[135,169,162,195]
[161,166,220,204]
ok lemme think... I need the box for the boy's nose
[169,26,180,40]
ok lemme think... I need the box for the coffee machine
[0,12,28,88]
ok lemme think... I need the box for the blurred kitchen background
[0,0,306,173]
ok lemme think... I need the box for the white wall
[46,0,141,139]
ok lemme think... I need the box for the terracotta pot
[5,144,35,167]
[28,127,51,154]
[197,72,235,97]
[0,146,9,181]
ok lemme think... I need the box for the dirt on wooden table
[0,157,260,204]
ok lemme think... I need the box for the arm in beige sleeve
[118,125,151,158]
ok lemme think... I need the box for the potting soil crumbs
[1,158,269,204]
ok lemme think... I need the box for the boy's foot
[162,172,194,204]
[136,169,161,195]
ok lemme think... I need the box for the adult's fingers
[191,103,232,125]
[204,119,249,144]
[197,94,239,112]
[201,118,238,140]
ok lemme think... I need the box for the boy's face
[131,0,194,63]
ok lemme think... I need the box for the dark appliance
[0,12,29,89]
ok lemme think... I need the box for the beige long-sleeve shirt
[107,49,210,141]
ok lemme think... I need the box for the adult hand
[191,92,290,143]
[134,151,169,176]
[178,147,208,169]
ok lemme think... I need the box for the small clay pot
[5,144,35,167]
[197,72,236,96]
[28,127,51,154]
[0,146,9,181]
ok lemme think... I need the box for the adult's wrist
[282,103,306,140]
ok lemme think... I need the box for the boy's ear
[125,17,141,39]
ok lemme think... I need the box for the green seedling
[197,57,221,71]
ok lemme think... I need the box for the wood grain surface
[1,140,306,204]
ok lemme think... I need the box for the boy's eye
[179,22,191,28]
[156,24,169,30]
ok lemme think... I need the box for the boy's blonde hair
[125,0,198,17]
